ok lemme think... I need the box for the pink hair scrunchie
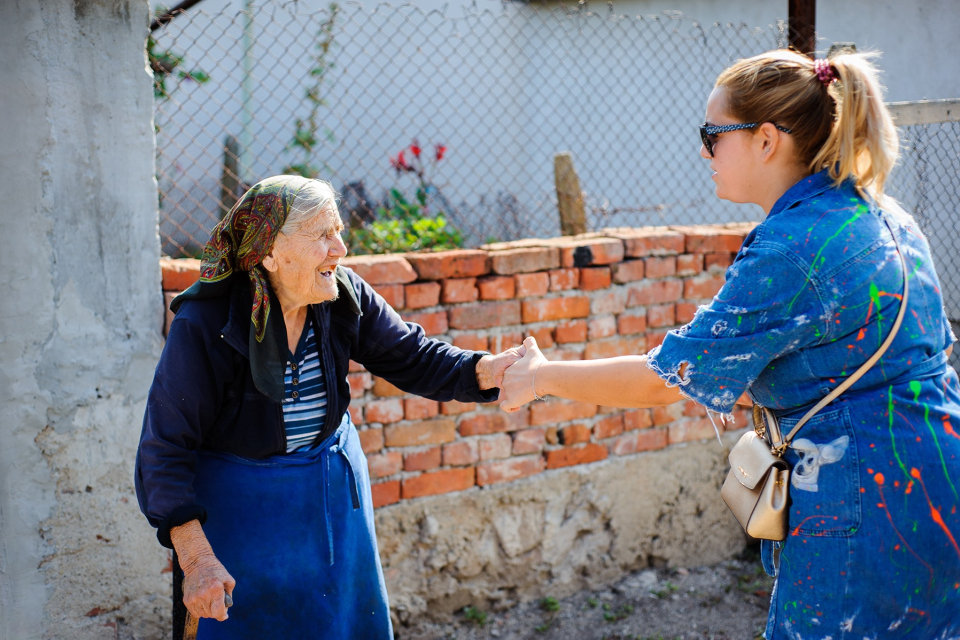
[814,58,837,85]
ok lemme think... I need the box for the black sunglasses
[699,122,793,157]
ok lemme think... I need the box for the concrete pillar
[0,1,167,638]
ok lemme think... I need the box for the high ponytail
[716,50,899,202]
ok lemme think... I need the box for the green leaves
[348,190,464,255]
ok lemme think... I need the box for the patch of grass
[535,620,553,633]
[602,603,634,622]
[540,596,560,613]
[462,605,488,627]
[586,596,599,609]
[650,581,680,599]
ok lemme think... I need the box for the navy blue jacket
[136,267,496,547]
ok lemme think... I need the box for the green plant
[462,605,488,627]
[348,188,463,255]
[534,620,553,633]
[540,596,560,613]
[147,33,209,100]
[283,4,339,178]
[650,581,679,599]
[602,603,634,622]
[586,596,599,609]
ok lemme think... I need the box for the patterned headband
[814,58,837,86]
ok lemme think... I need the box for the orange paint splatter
[910,467,960,561]
[874,472,884,485]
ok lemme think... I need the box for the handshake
[475,336,551,412]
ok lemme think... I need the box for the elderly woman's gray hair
[281,179,339,234]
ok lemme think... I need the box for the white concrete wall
[0,1,168,638]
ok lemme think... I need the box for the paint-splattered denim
[648,170,960,638]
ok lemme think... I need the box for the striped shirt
[282,319,327,452]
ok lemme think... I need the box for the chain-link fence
[153,1,789,256]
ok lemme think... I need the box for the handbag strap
[773,215,909,452]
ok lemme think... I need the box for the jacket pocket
[781,407,861,537]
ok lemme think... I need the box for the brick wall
[159,223,756,511]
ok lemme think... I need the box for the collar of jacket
[767,169,843,219]
[217,266,361,400]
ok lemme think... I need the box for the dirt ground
[398,548,773,640]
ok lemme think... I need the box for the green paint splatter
[910,380,958,502]
[888,386,912,485]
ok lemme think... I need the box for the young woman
[500,50,960,637]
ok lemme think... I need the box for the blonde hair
[715,49,899,201]
[282,178,340,234]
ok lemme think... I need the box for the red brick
[617,311,647,335]
[521,296,590,323]
[675,302,698,324]
[580,267,612,291]
[705,252,734,271]
[489,331,524,353]
[588,316,617,340]
[679,227,745,254]
[366,398,405,423]
[452,333,488,351]
[543,346,584,361]
[441,277,479,304]
[683,399,705,417]
[402,467,475,499]
[559,423,591,445]
[371,283,404,309]
[554,319,587,343]
[384,418,457,447]
[527,326,555,349]
[371,480,400,508]
[367,451,402,479]
[593,415,625,439]
[512,428,546,454]
[548,268,580,292]
[684,273,726,300]
[545,426,559,445]
[348,404,364,426]
[504,407,531,431]
[646,329,670,350]
[164,291,177,336]
[440,400,477,415]
[405,249,490,280]
[458,413,511,436]
[358,427,383,453]
[403,310,448,335]
[668,417,718,444]
[647,304,676,328]
[448,301,521,330]
[623,408,654,431]
[559,238,625,267]
[615,229,685,258]
[347,372,372,399]
[530,400,598,426]
[404,397,439,421]
[404,282,441,309]
[514,272,550,297]
[160,257,200,290]
[476,455,545,486]
[652,402,685,426]
[490,247,560,275]
[584,335,646,360]
[442,440,479,466]
[545,443,608,469]
[478,433,513,460]
[477,275,515,300]
[676,254,703,276]
[372,377,405,397]
[611,260,645,284]
[626,280,683,307]
[644,256,677,279]
[342,255,417,284]
[403,446,442,471]
[611,428,667,455]
[591,289,628,315]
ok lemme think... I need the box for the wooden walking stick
[183,593,233,640]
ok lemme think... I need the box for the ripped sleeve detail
[646,346,741,416]
[645,345,693,388]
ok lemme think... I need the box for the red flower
[410,140,421,158]
[435,144,447,161]
[390,150,413,173]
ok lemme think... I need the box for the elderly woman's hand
[499,336,548,412]
[171,520,236,621]
[476,345,527,390]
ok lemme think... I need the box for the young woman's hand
[499,336,548,412]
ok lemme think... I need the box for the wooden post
[219,135,240,220]
[554,151,587,237]
[788,0,816,57]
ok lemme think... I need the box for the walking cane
[183,593,233,640]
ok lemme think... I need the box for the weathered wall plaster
[0,0,167,638]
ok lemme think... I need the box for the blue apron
[193,413,393,639]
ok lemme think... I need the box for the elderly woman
[136,175,519,639]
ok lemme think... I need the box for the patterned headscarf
[199,175,310,342]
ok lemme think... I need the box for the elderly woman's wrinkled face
[263,207,347,308]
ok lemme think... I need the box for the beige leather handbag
[721,218,909,541]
